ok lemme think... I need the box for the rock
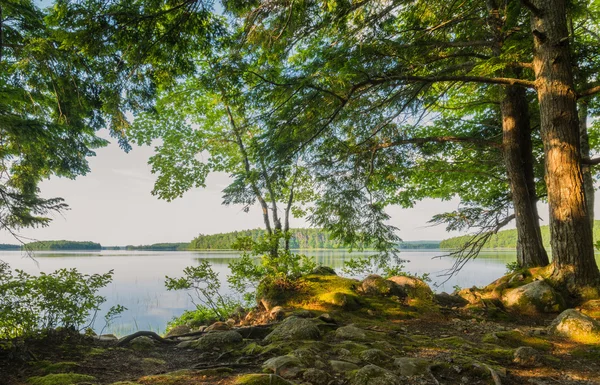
[97,334,118,341]
[329,360,360,373]
[387,276,433,299]
[263,356,304,379]
[361,275,407,298]
[128,336,155,351]
[502,280,565,314]
[393,357,430,376]
[457,288,483,305]
[311,266,337,276]
[548,309,600,343]
[319,292,362,310]
[165,325,191,338]
[303,368,330,384]
[335,324,367,341]
[513,346,542,367]
[579,299,600,320]
[434,292,469,307]
[269,306,285,321]
[359,349,390,363]
[176,339,197,349]
[206,321,231,331]
[351,364,401,385]
[191,331,244,351]
[264,316,321,342]
[234,374,292,385]
[318,313,337,324]
[293,309,314,318]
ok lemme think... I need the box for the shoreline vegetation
[441,220,600,250]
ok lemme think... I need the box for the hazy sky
[0,131,563,246]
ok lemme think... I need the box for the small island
[24,240,102,251]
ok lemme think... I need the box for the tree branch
[374,136,502,150]
[578,84,600,99]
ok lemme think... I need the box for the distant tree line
[125,243,189,251]
[0,244,20,250]
[24,241,102,251]
[441,222,600,250]
[398,241,441,250]
[189,229,344,250]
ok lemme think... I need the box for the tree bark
[502,85,549,267]
[529,0,599,285]
[578,101,595,229]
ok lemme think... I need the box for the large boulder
[361,275,407,298]
[311,266,337,276]
[548,309,600,344]
[351,364,401,385]
[264,316,321,342]
[387,276,433,299]
[501,280,565,314]
[191,330,243,351]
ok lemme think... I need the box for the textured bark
[502,85,549,267]
[530,0,599,285]
[578,101,595,229]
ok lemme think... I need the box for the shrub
[0,261,117,338]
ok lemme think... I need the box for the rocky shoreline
[3,269,600,385]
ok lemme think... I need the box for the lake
[0,249,543,336]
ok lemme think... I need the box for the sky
[0,131,558,247]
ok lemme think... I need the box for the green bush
[0,261,116,338]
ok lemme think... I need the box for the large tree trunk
[502,85,549,267]
[530,0,599,286]
[578,101,595,229]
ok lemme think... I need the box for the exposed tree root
[116,331,178,347]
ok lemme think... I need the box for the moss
[234,374,291,385]
[438,336,473,348]
[88,347,106,356]
[141,358,166,366]
[241,342,264,355]
[28,373,96,385]
[570,346,600,360]
[137,369,232,385]
[482,331,552,351]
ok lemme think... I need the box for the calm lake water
[0,249,569,336]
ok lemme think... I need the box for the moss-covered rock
[191,330,244,351]
[579,299,600,320]
[513,346,542,367]
[127,336,156,351]
[501,280,565,314]
[318,292,362,310]
[335,324,367,341]
[234,374,292,385]
[387,276,433,299]
[28,373,96,385]
[302,368,330,384]
[359,348,390,364]
[351,364,401,385]
[164,325,191,338]
[311,266,337,276]
[262,355,304,378]
[264,316,321,342]
[548,309,600,344]
[329,360,360,373]
[361,275,406,298]
[481,331,552,351]
[393,357,431,376]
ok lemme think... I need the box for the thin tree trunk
[502,85,549,267]
[579,101,595,229]
[529,0,599,285]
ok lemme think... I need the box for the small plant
[99,304,127,335]
[505,261,521,274]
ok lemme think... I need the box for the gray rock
[335,324,367,341]
[264,316,321,342]
[191,330,243,351]
[293,310,314,318]
[359,349,390,363]
[501,280,565,314]
[393,357,430,376]
[351,364,401,385]
[548,309,600,343]
[361,275,407,298]
[513,346,542,367]
[303,368,330,384]
[176,339,196,349]
[128,336,155,351]
[318,313,337,324]
[329,360,360,373]
[434,292,469,307]
[97,334,118,341]
[263,355,303,379]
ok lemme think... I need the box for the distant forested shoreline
[24,240,102,251]
[440,221,600,250]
